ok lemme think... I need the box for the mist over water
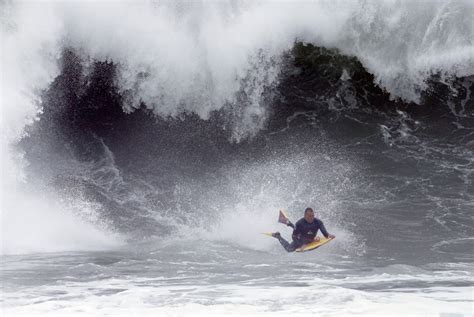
[1,1,473,316]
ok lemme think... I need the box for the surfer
[272,207,335,252]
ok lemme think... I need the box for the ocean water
[1,1,473,316]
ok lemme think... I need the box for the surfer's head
[304,207,314,223]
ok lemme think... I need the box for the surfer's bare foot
[271,232,281,239]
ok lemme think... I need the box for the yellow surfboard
[294,236,334,252]
[262,232,334,252]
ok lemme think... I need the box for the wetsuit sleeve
[319,220,329,238]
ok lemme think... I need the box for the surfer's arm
[319,220,330,238]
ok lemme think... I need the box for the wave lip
[2,0,474,141]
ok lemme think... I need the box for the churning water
[1,1,473,316]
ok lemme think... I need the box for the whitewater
[1,1,473,316]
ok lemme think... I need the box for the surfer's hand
[328,234,335,239]
[314,236,320,242]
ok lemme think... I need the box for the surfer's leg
[286,240,306,252]
[272,233,298,252]
[277,236,297,252]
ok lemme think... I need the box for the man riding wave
[272,207,335,252]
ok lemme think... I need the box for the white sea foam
[2,274,471,317]
[0,187,122,255]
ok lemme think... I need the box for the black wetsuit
[277,217,329,252]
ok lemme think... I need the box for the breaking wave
[1,0,473,255]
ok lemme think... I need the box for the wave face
[1,0,473,260]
